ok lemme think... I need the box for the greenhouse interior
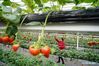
[0,0,99,66]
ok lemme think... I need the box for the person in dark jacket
[54,35,65,64]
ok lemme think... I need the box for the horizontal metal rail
[0,24,99,32]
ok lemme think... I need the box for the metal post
[77,32,79,50]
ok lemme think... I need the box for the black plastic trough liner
[21,7,99,23]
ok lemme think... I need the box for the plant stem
[37,11,52,45]
[19,15,28,28]
[42,11,52,36]
[15,15,28,42]
[5,22,10,35]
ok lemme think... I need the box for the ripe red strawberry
[12,44,19,52]
[41,46,50,58]
[2,36,9,43]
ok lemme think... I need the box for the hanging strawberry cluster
[0,33,20,52]
[29,44,50,58]
[87,35,99,46]
[0,35,14,44]
[87,41,99,46]
[29,12,52,58]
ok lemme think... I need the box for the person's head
[61,37,64,41]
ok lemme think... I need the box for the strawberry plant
[0,47,65,66]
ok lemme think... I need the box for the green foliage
[42,5,60,12]
[2,6,12,13]
[0,6,2,16]
[22,0,36,13]
[2,0,11,6]
[0,48,63,66]
[6,25,18,37]
[57,0,67,5]
[0,48,35,66]
[2,0,20,8]
[74,0,80,5]
[0,0,99,14]
[92,0,99,6]
[10,2,20,8]
[73,0,99,6]
[1,6,21,24]
[42,7,51,12]
[0,6,21,37]
[83,0,96,3]
[57,0,74,5]
[54,49,99,63]
[42,0,49,3]
[72,6,86,10]
[2,14,20,24]
[34,0,42,7]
